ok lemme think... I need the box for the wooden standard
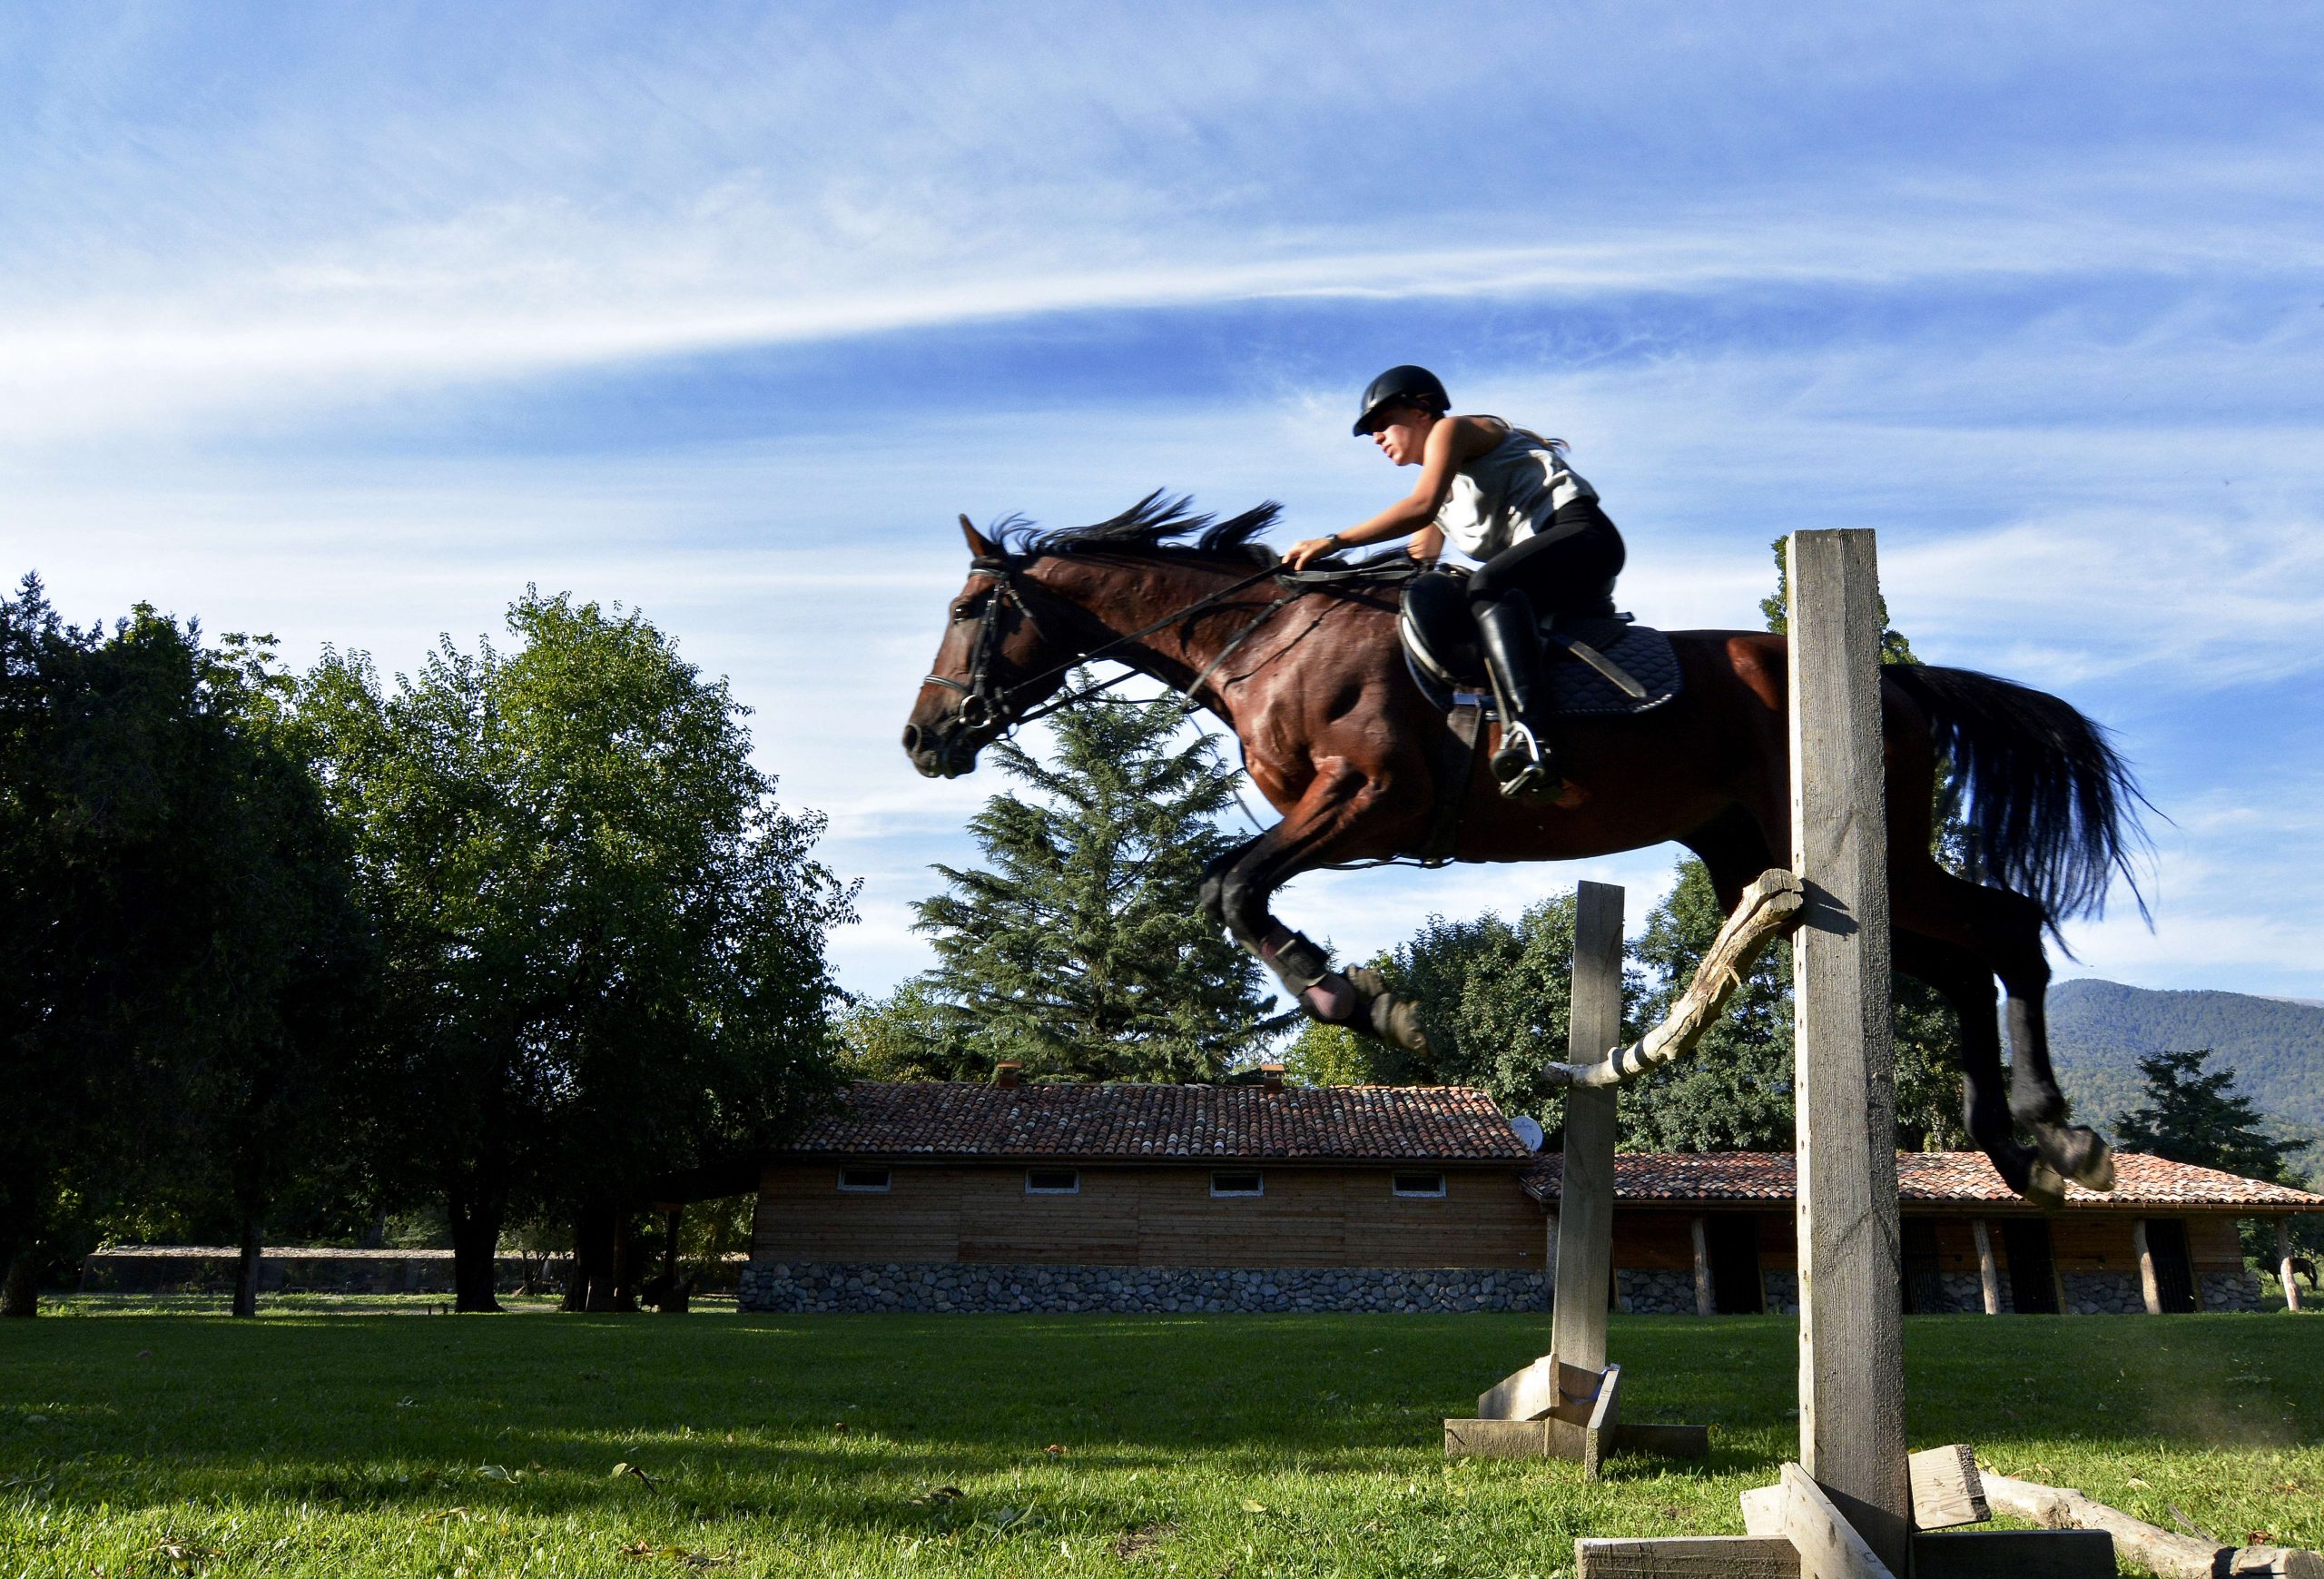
[1445,882,1709,1477]
[1574,531,2113,1579]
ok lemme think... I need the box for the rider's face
[1369,407,1433,467]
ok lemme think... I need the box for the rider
[1285,364,1625,798]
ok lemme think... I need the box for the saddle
[1396,566,1684,720]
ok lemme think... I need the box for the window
[837,1166,891,1193]
[1210,1169,1264,1198]
[1392,1171,1447,1198]
[1025,1168,1080,1195]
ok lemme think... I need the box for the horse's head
[901,517,1076,779]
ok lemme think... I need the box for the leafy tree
[300,590,855,1310]
[2113,1048,2302,1181]
[906,686,1278,1082]
[1282,896,1588,1120]
[0,582,372,1316]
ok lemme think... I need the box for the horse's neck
[1035,555,1264,702]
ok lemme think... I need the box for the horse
[901,496,2151,1208]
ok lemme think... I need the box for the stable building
[738,1075,2322,1316]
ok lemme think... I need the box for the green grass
[3,1305,2319,1577]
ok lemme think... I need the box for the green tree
[300,590,855,1310]
[906,686,1277,1082]
[2113,1048,2302,1181]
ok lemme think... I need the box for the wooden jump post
[1571,529,2116,1579]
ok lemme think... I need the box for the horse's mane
[995,490,1282,566]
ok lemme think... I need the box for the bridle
[922,556,1295,735]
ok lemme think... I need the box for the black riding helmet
[1353,363,1451,436]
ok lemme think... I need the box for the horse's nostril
[901,725,921,753]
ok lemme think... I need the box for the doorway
[2144,1219,2199,1313]
[2000,1219,2059,1313]
[1706,1214,1765,1314]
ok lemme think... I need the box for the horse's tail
[1884,662,2153,933]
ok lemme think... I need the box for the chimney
[994,1060,1023,1090]
[1259,1062,1285,1094]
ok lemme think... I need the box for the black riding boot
[1472,590,1559,798]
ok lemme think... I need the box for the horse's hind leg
[1893,933,2063,1208]
[1895,863,2114,1192]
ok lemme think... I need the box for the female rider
[1284,364,1625,799]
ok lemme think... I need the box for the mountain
[2037,980,2324,1144]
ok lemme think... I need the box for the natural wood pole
[1545,1209,1561,1289]
[1544,869,1802,1089]
[2278,1220,2302,1314]
[1787,528,1910,1574]
[2132,1219,2162,1315]
[1983,1472,2324,1579]
[1691,1217,1715,1316]
[1972,1219,2002,1316]
[1551,880,1624,1375]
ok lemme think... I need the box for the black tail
[1885,663,2153,933]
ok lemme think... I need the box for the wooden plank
[1907,1443,1989,1530]
[1443,1418,1546,1458]
[1782,1460,1896,1579]
[1478,1353,1558,1421]
[1786,528,1910,1575]
[1909,1531,2114,1579]
[1984,1471,2324,1579]
[1583,1361,1623,1481]
[1552,880,1625,1373]
[1740,1485,1785,1537]
[1575,1536,1799,1578]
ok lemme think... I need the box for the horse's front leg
[1198,762,1431,1051]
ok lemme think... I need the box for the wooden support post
[1691,1217,1716,1316]
[1553,880,1624,1375]
[2132,1219,2163,1315]
[1787,528,1910,1575]
[1547,1209,1561,1289]
[2278,1220,2302,1314]
[1972,1219,2001,1315]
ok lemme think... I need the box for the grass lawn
[3,1303,2319,1577]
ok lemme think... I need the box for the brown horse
[901,497,2150,1207]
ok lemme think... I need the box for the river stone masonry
[737,1260,1547,1314]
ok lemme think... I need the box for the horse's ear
[960,514,1000,559]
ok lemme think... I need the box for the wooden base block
[1575,1530,2115,1579]
[1443,1418,1708,1464]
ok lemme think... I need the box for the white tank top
[1432,421,1597,561]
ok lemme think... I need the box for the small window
[837,1166,891,1193]
[1393,1171,1447,1198]
[1210,1169,1264,1198]
[1025,1168,1080,1195]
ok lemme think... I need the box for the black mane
[995,490,1282,566]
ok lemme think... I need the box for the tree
[1282,895,1587,1120]
[905,686,1278,1082]
[300,590,855,1310]
[2113,1048,2301,1181]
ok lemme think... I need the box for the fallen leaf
[474,1464,518,1483]
[832,1421,850,1435]
[612,1462,657,1490]
[1239,1499,1269,1514]
[2126,1477,2151,1488]
[1043,1443,1067,1456]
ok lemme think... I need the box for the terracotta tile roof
[778,1081,1532,1164]
[1521,1150,2324,1211]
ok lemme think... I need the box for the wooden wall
[752,1162,1542,1269]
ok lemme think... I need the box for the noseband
[922,556,1295,736]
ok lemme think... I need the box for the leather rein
[921,557,1298,734]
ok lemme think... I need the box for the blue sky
[8,2,2323,1003]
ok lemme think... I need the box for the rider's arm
[1286,417,1498,568]
[1407,523,1445,562]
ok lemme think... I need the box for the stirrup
[1491,721,1561,800]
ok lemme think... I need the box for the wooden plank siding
[753,1162,1542,1269]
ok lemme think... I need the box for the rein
[923,557,1295,733]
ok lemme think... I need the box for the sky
[7,2,2323,1006]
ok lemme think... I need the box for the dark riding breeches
[1465,498,1626,617]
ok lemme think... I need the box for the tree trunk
[446,1189,504,1313]
[231,1215,264,1318]
[570,1202,617,1311]
[1,1251,38,1318]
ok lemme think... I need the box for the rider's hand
[1285,535,1343,570]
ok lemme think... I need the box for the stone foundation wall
[2200,1271,2261,1312]
[2061,1270,2142,1314]
[1615,1268,1698,1315]
[737,1261,1546,1314]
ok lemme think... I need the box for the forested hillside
[2043,980,2324,1144]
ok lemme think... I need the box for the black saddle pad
[1398,576,1683,719]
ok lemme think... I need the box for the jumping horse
[901,496,2151,1207]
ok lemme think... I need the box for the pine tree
[905,685,1277,1082]
[2113,1048,2301,1181]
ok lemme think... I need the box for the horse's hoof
[1299,974,1358,1024]
[2020,1160,2067,1210]
[2063,1128,2115,1191]
[1368,992,1431,1054]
